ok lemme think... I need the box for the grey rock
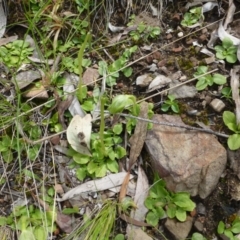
[169,80,197,99]
[145,114,227,199]
[13,70,41,89]
[228,149,240,180]
[136,74,153,87]
[165,216,193,240]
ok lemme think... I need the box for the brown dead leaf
[119,102,149,210]
[82,67,99,86]
[58,95,74,129]
[119,172,131,203]
[56,212,74,233]
[129,101,149,168]
[23,84,49,99]
[0,36,18,46]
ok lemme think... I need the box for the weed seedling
[214,37,237,63]
[194,66,226,91]
[161,95,180,113]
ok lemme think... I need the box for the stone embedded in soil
[164,216,193,240]
[209,98,225,112]
[169,80,197,99]
[194,219,204,232]
[136,74,153,87]
[82,67,99,86]
[145,114,227,199]
[228,149,240,180]
[127,228,153,240]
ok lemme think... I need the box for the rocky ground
[1,0,240,240]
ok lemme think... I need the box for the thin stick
[137,69,218,103]
[25,110,229,145]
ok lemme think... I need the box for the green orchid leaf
[145,211,159,226]
[171,103,180,113]
[231,220,240,234]
[113,123,123,135]
[228,134,240,150]
[223,111,236,126]
[215,51,225,60]
[108,95,136,114]
[226,54,237,63]
[161,104,170,112]
[196,79,208,91]
[212,74,226,85]
[106,159,118,173]
[222,37,234,49]
[175,208,187,222]
[191,232,207,240]
[76,168,87,181]
[167,204,176,218]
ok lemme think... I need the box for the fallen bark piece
[145,114,227,199]
[57,172,134,201]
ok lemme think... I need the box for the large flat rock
[145,114,227,199]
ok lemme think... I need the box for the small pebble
[197,203,206,215]
[210,98,225,112]
[178,32,183,37]
[194,220,204,232]
[166,33,173,39]
[187,109,199,116]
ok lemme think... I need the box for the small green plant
[217,219,240,240]
[0,187,57,240]
[127,15,161,42]
[161,95,180,113]
[62,56,91,75]
[221,87,232,101]
[223,111,240,150]
[214,37,237,63]
[191,232,207,240]
[98,46,138,86]
[0,40,34,68]
[67,95,141,179]
[194,66,226,91]
[181,7,202,27]
[145,177,195,226]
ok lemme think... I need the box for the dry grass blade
[230,66,240,123]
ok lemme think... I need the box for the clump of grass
[64,200,118,240]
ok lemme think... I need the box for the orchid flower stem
[78,32,91,102]
[100,96,105,156]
